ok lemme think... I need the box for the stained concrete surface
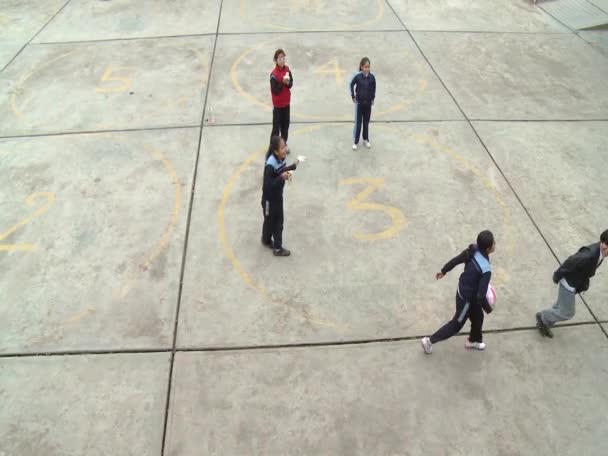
[412,32,608,120]
[389,0,569,32]
[34,0,222,43]
[166,326,608,456]
[0,128,198,352]
[177,122,594,348]
[0,35,212,136]
[472,121,608,320]
[206,31,463,125]
[0,353,170,456]
[1,1,607,455]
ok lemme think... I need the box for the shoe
[285,143,290,154]
[536,312,553,338]
[261,237,273,249]
[465,339,486,350]
[273,248,291,257]
[420,337,433,354]
[364,140,371,148]
[352,144,358,150]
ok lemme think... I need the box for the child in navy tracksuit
[261,136,298,257]
[421,230,496,354]
[349,57,376,150]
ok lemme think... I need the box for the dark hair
[266,135,283,160]
[477,230,495,254]
[274,49,285,61]
[601,229,608,244]
[359,57,370,71]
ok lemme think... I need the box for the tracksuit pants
[262,200,284,250]
[429,293,484,344]
[271,105,290,143]
[353,102,371,144]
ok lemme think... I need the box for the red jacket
[270,65,293,108]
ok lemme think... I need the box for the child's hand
[435,272,444,280]
[352,97,357,103]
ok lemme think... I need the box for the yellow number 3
[339,177,407,241]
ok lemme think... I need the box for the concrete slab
[205,32,462,124]
[579,30,608,57]
[589,0,608,12]
[411,32,608,120]
[0,128,198,353]
[539,0,608,30]
[0,36,212,136]
[219,0,404,33]
[34,0,222,43]
[0,353,169,456]
[0,1,66,67]
[166,326,608,456]
[177,122,593,349]
[472,121,608,320]
[388,0,569,33]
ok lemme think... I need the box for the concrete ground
[1,1,607,455]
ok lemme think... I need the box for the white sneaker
[421,337,433,354]
[364,140,371,148]
[352,143,358,150]
[464,340,486,350]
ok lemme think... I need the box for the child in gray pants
[536,229,608,338]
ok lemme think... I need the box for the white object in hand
[296,155,307,162]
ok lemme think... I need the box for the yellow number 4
[0,192,55,252]
[340,177,407,241]
[95,66,135,93]
[313,59,345,86]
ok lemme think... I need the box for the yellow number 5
[339,177,407,241]
[95,66,134,93]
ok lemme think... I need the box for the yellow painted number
[313,59,345,86]
[339,177,406,241]
[0,192,55,252]
[95,66,135,93]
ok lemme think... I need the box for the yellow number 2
[313,59,345,86]
[0,192,55,252]
[95,66,135,93]
[339,177,407,241]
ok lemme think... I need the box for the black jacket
[261,154,296,205]
[553,242,603,292]
[349,72,376,105]
[441,244,493,314]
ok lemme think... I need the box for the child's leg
[540,283,576,327]
[261,201,273,244]
[271,204,284,250]
[271,108,281,140]
[353,103,362,144]
[468,303,484,343]
[362,104,371,141]
[429,294,469,344]
[280,106,290,143]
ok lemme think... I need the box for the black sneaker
[273,248,291,257]
[261,237,273,249]
[536,312,553,338]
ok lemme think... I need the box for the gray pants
[541,282,576,327]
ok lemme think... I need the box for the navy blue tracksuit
[349,71,376,144]
[430,245,494,344]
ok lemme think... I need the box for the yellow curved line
[0,192,55,241]
[10,51,77,119]
[231,44,428,121]
[218,125,349,330]
[408,133,515,267]
[117,146,182,298]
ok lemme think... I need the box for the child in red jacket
[270,48,293,151]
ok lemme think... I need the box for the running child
[536,229,607,338]
[270,49,293,151]
[349,57,376,150]
[421,230,496,354]
[261,135,298,257]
